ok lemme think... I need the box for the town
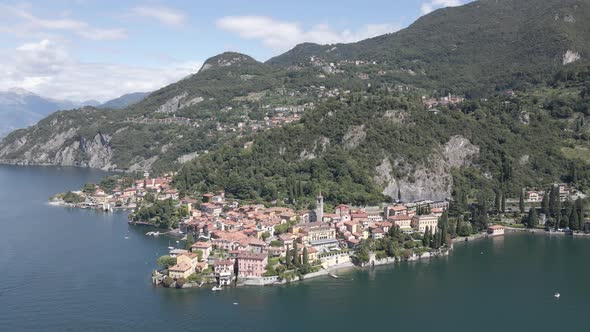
[51,172,590,291]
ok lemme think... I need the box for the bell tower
[315,192,324,222]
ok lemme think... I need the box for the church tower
[315,192,324,222]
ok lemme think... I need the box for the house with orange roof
[190,242,212,260]
[390,215,413,231]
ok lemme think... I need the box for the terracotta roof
[236,251,267,260]
[169,262,192,272]
[191,242,212,249]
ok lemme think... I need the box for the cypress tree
[519,190,525,214]
[528,208,538,228]
[541,190,550,216]
[570,209,579,230]
[501,192,506,214]
[285,245,292,267]
[293,242,300,267]
[556,197,562,228]
[423,226,430,247]
[551,188,559,230]
[302,247,309,266]
[495,190,502,213]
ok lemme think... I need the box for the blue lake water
[1,165,589,332]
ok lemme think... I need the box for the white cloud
[421,0,462,15]
[132,6,187,27]
[0,4,127,40]
[0,39,202,102]
[216,16,400,52]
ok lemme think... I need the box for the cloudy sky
[0,0,467,102]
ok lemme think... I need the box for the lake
[1,165,589,332]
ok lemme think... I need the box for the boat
[554,292,561,299]
[212,286,223,291]
[329,273,339,279]
[124,236,130,239]
[167,246,174,250]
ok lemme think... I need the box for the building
[487,225,505,236]
[384,205,407,218]
[315,193,324,222]
[169,249,189,257]
[371,228,385,240]
[168,262,192,279]
[411,214,439,233]
[236,251,268,277]
[214,259,235,285]
[301,222,338,252]
[190,242,212,260]
[201,203,222,216]
[169,254,197,280]
[390,215,413,231]
[526,191,543,202]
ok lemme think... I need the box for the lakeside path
[505,226,590,237]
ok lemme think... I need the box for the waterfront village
[51,173,590,290]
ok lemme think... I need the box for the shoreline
[505,226,590,237]
[48,200,134,211]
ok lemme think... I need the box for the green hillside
[269,0,590,96]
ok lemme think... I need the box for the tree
[355,241,370,264]
[501,193,506,214]
[527,208,538,229]
[285,245,292,267]
[423,226,431,247]
[541,190,550,216]
[569,208,579,230]
[519,190,525,214]
[293,242,300,267]
[261,232,271,241]
[82,183,96,194]
[184,233,195,250]
[495,190,502,214]
[302,247,309,266]
[157,256,177,268]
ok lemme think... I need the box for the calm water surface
[1,165,589,332]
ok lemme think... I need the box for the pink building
[236,251,268,277]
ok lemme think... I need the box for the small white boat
[554,292,561,299]
[212,286,223,291]
[167,246,175,250]
[233,302,239,305]
[124,236,130,239]
[329,273,339,279]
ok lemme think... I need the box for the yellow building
[169,253,199,279]
[411,214,439,233]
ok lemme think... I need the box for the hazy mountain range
[0,89,149,137]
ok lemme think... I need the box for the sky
[0,0,467,102]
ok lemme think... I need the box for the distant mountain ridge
[0,89,150,137]
[98,92,150,110]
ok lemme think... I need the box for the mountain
[99,92,150,109]
[0,88,81,138]
[270,0,589,96]
[1,0,589,203]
